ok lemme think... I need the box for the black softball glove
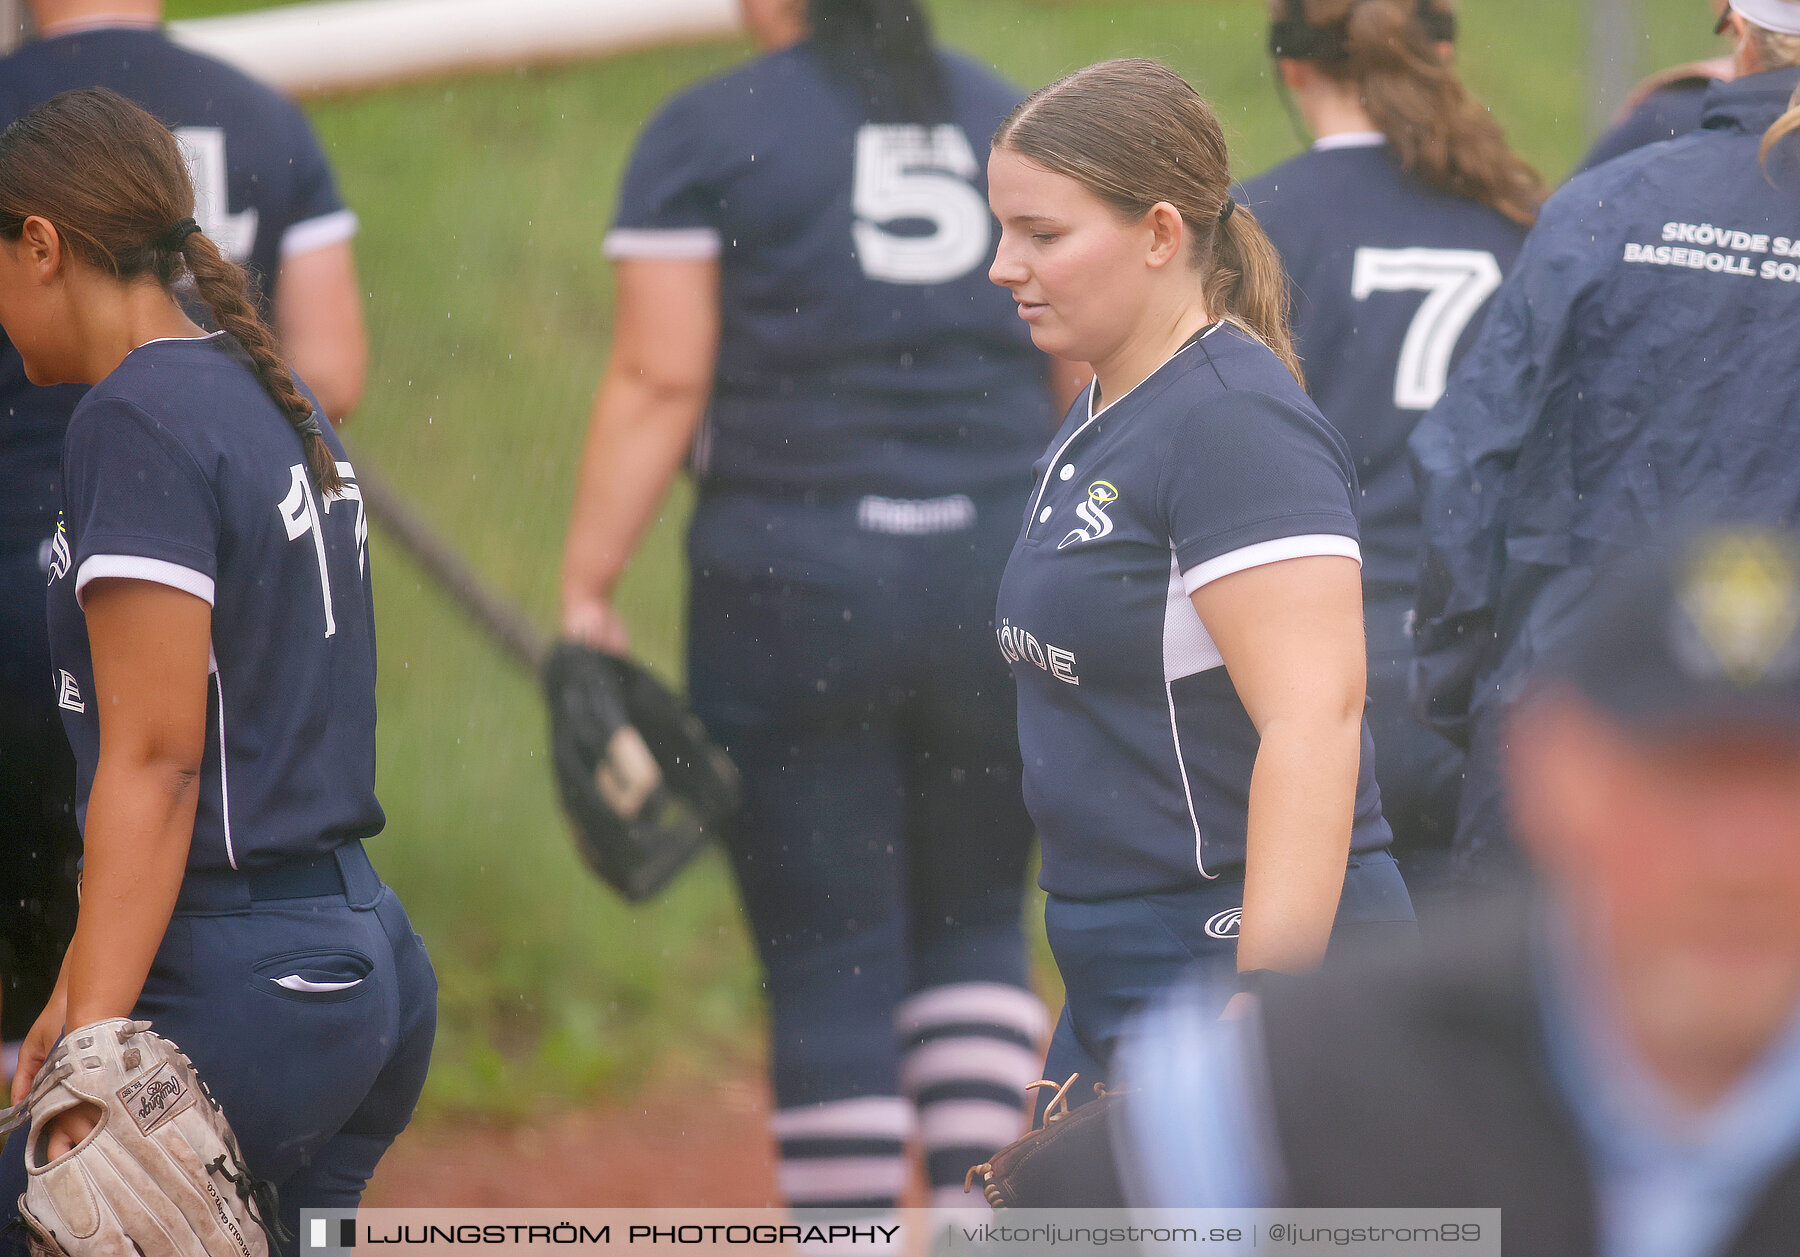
[544,641,740,901]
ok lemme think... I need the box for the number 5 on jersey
[1352,247,1502,410]
[852,123,991,285]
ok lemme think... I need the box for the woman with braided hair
[1243,0,1543,901]
[0,88,434,1251]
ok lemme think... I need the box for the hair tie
[296,411,324,441]
[160,217,201,251]
[1218,199,1237,225]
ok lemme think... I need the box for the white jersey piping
[1181,533,1363,595]
[1311,131,1386,151]
[1166,676,1214,881]
[280,208,359,258]
[603,227,723,260]
[215,670,237,870]
[75,554,215,607]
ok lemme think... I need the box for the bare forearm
[560,369,706,605]
[64,764,197,1027]
[1236,716,1360,974]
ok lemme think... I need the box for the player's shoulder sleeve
[62,391,220,607]
[166,44,357,263]
[1237,154,1325,281]
[1578,82,1708,174]
[1239,152,1313,213]
[938,47,1024,141]
[1158,374,1361,593]
[605,73,739,262]
[0,49,25,125]
[262,89,357,260]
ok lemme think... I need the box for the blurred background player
[1244,0,1542,899]
[0,87,431,1251]
[0,0,367,1082]
[987,58,1413,1114]
[1409,0,1800,880]
[559,0,1073,1219]
[1579,0,1737,173]
[1120,524,1800,1255]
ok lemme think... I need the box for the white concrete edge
[167,0,742,99]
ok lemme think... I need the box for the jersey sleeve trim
[279,208,359,259]
[603,227,723,260]
[76,554,216,607]
[1181,533,1362,595]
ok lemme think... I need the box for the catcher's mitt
[545,642,741,902]
[964,1075,1129,1210]
[0,1019,285,1257]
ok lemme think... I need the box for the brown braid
[0,87,339,494]
[178,231,341,494]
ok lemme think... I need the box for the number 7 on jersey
[1352,247,1502,410]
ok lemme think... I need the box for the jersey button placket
[1028,424,1098,543]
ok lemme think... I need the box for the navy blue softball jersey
[0,22,356,549]
[997,324,1391,900]
[605,41,1046,499]
[46,333,381,871]
[1243,136,1526,594]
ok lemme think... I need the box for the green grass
[157,0,1723,1119]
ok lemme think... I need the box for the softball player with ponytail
[987,59,1415,1105]
[1244,0,1542,895]
[0,89,433,1250]
[561,0,1067,1218]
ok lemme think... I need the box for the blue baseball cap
[1542,525,1800,734]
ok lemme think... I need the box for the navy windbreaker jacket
[1408,67,1800,863]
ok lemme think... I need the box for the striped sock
[771,1095,914,1212]
[896,982,1050,1208]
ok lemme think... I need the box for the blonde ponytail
[1763,88,1800,163]
[1752,26,1800,165]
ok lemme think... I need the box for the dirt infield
[365,1071,782,1207]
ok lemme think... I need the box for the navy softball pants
[1363,594,1465,907]
[686,487,1046,1209]
[1040,849,1417,1115]
[0,842,436,1256]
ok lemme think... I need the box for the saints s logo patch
[46,522,71,584]
[1057,481,1118,550]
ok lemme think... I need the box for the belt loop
[335,840,382,908]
